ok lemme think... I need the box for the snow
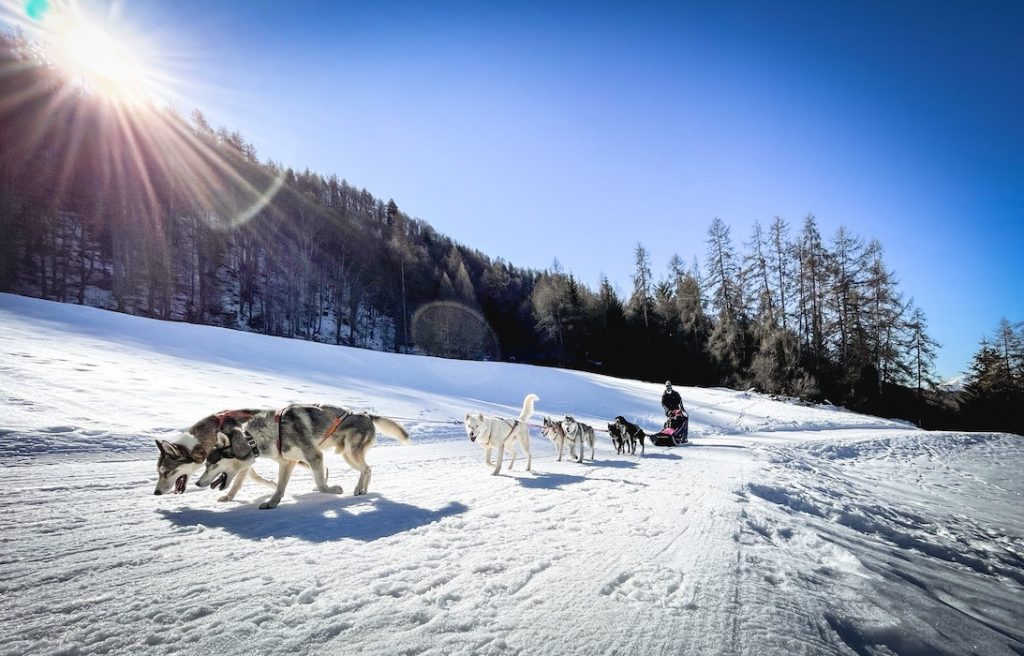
[1,292,1021,656]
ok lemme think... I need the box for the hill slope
[1,293,1021,656]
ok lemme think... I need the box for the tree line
[0,31,1017,433]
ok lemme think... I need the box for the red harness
[274,408,285,455]
[273,408,352,455]
[318,412,350,446]
[214,409,256,429]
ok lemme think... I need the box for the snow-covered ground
[1,293,1021,656]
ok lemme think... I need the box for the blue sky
[56,1,1024,376]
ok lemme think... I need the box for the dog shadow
[156,493,468,543]
[586,459,639,469]
[643,452,683,460]
[514,471,587,490]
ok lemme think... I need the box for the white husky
[464,394,538,475]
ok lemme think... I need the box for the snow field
[1,293,1021,656]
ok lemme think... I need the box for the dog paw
[320,485,344,495]
[258,501,279,510]
[217,494,233,502]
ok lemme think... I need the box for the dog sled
[650,409,688,447]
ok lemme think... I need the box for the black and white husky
[607,422,628,455]
[614,416,646,455]
[464,394,538,475]
[154,409,276,500]
[196,404,409,509]
[562,415,595,461]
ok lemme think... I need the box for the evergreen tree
[905,303,940,398]
[629,243,654,331]
[705,218,745,377]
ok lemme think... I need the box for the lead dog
[614,416,646,455]
[196,404,409,509]
[562,415,595,461]
[154,409,276,500]
[464,394,538,475]
[541,416,582,462]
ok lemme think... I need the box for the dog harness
[271,407,354,455]
[274,408,286,455]
[505,419,521,440]
[214,409,256,429]
[243,431,260,457]
[317,412,351,446]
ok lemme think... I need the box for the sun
[33,4,159,106]
[52,20,147,102]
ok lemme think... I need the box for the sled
[650,409,688,447]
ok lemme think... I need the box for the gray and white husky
[154,409,275,500]
[541,416,582,463]
[196,404,410,509]
[464,394,538,475]
[562,415,595,461]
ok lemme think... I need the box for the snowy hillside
[1,293,1021,656]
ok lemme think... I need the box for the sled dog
[541,416,582,463]
[154,409,276,500]
[607,422,628,455]
[196,404,410,509]
[464,394,538,475]
[562,416,595,461]
[614,416,646,455]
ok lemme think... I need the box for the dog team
[154,393,667,508]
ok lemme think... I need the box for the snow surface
[0,293,1021,656]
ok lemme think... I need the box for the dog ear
[215,432,230,448]
[157,440,186,459]
[190,446,207,463]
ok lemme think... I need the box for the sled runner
[650,409,688,447]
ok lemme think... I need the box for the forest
[1,31,1020,434]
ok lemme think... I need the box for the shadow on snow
[513,471,588,490]
[157,492,468,543]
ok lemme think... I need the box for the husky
[196,404,410,509]
[614,416,646,455]
[541,416,582,463]
[607,422,628,455]
[464,394,538,475]
[154,409,276,500]
[562,415,595,461]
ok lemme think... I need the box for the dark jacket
[661,389,683,414]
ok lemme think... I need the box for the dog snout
[153,488,163,496]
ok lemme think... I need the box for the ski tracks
[735,432,1024,656]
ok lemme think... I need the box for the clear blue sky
[70,1,1024,376]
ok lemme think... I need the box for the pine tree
[905,303,939,397]
[630,243,654,330]
[768,216,791,333]
[705,218,745,377]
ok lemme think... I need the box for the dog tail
[518,393,539,422]
[372,416,411,444]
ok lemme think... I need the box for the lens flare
[0,0,285,273]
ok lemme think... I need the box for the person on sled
[654,381,689,445]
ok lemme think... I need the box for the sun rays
[0,0,283,250]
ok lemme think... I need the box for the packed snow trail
[1,294,1021,656]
